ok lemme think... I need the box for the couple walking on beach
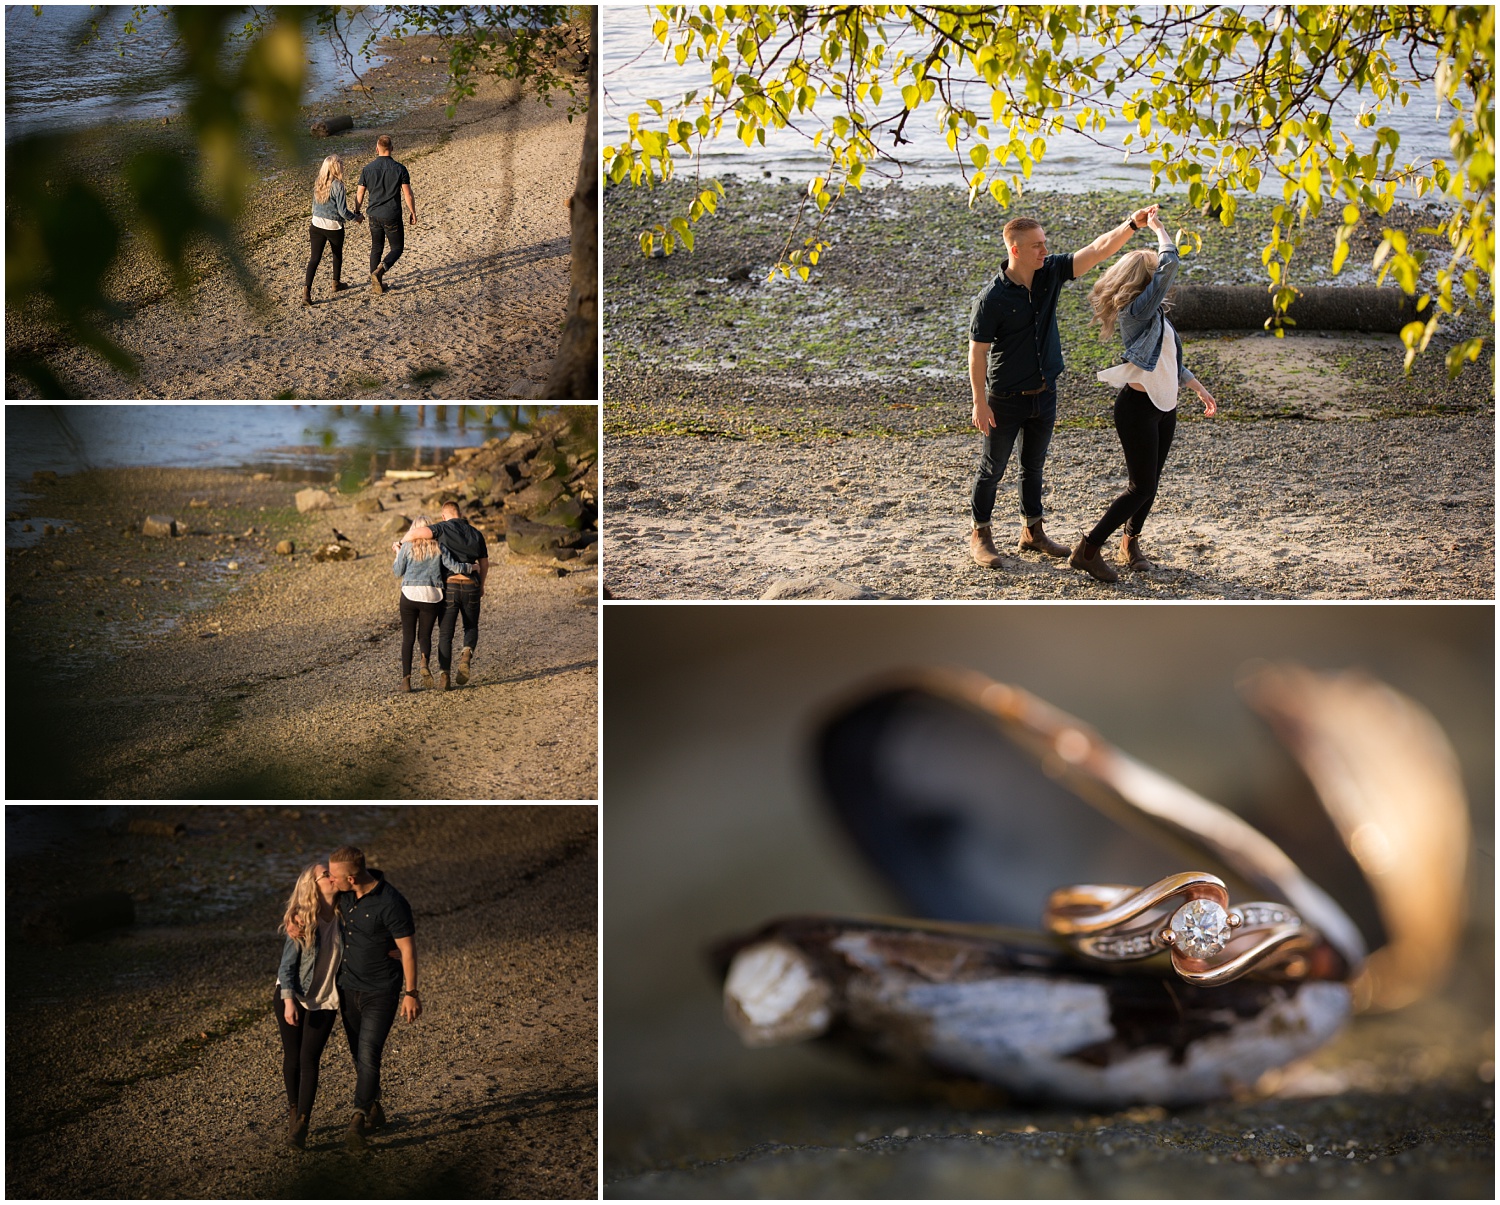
[391,500,489,693]
[968,204,1218,583]
[303,134,418,306]
[275,845,419,1150]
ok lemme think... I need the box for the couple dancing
[391,500,490,693]
[303,134,418,306]
[968,204,1218,583]
[275,845,418,1150]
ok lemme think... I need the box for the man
[430,500,489,691]
[967,205,1159,569]
[355,134,417,295]
[328,844,420,1147]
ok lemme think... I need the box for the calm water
[5,403,544,545]
[4,6,387,142]
[603,8,1460,196]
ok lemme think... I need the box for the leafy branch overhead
[604,4,1494,375]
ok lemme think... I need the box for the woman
[394,516,476,692]
[1070,206,1218,583]
[274,862,343,1149]
[304,154,363,307]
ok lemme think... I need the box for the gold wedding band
[1044,871,1320,987]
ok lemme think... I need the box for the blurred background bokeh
[604,604,1493,1195]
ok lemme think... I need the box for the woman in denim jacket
[303,154,364,307]
[274,862,343,1148]
[1070,206,1218,582]
[394,515,477,691]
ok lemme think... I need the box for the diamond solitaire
[1168,899,1231,959]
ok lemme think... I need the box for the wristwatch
[1127,216,1140,230]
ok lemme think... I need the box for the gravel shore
[5,804,597,1199]
[7,466,597,799]
[7,36,582,400]
[603,182,1494,600]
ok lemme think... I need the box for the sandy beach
[602,182,1494,600]
[6,37,584,400]
[6,435,597,799]
[5,804,597,1199]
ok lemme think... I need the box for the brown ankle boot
[302,284,312,307]
[1120,533,1154,571]
[455,646,472,686]
[288,1111,308,1149]
[439,671,450,691]
[419,657,435,689]
[400,675,411,693]
[969,525,1004,568]
[332,280,350,293]
[1018,520,1070,557]
[370,266,386,294]
[1069,538,1119,583]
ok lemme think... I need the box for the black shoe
[346,1110,368,1148]
[368,1100,386,1131]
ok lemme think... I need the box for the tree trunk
[544,7,598,400]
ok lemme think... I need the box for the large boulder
[381,513,412,537]
[506,517,572,559]
[505,477,568,518]
[295,488,334,513]
[275,540,295,555]
[141,515,181,537]
[353,496,384,515]
[761,577,880,600]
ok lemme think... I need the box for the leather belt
[991,377,1051,398]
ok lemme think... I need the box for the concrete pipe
[1168,285,1419,333]
[310,114,355,137]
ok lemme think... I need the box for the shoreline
[7,34,585,400]
[6,436,598,797]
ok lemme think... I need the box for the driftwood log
[1168,285,1419,332]
[310,114,354,137]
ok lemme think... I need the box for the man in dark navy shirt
[966,205,1159,569]
[430,500,489,690]
[355,134,417,295]
[328,844,420,1146]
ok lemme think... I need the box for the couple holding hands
[968,203,1218,583]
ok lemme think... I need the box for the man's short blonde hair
[376,134,393,154]
[1003,217,1043,247]
[329,845,366,872]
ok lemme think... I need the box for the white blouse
[1098,319,1181,412]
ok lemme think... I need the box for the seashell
[717,666,1469,1105]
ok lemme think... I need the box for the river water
[3,5,387,142]
[5,403,543,546]
[603,8,1461,196]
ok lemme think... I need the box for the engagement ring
[1044,871,1320,986]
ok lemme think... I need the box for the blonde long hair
[1089,249,1165,340]
[280,862,325,953]
[402,514,440,563]
[313,155,345,205]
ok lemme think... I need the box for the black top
[357,155,411,222]
[431,517,488,565]
[968,252,1076,395]
[335,871,415,995]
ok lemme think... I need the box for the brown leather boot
[1018,520,1070,557]
[419,657,435,690]
[288,1112,308,1149]
[1069,538,1119,583]
[370,266,386,294]
[455,646,472,686]
[400,675,411,693]
[302,284,312,307]
[969,525,1004,568]
[1119,533,1154,571]
[346,1110,368,1148]
[439,670,450,691]
[332,280,350,293]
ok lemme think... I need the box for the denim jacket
[393,543,474,588]
[311,179,356,225]
[278,932,318,1000]
[1116,239,1196,383]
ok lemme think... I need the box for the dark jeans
[368,214,405,274]
[341,988,400,1114]
[437,581,481,672]
[304,223,345,289]
[1086,384,1178,546]
[399,594,443,676]
[272,994,338,1121]
[970,387,1057,527]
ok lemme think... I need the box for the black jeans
[368,214,405,274]
[399,594,443,676]
[437,581,481,672]
[341,988,401,1114]
[304,223,345,289]
[1086,384,1178,546]
[970,387,1057,527]
[273,994,338,1121]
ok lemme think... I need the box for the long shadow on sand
[390,237,570,296]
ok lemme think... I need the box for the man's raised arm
[1071,205,1157,278]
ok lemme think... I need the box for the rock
[506,518,572,559]
[141,515,180,537]
[128,818,186,839]
[20,523,32,532]
[188,498,211,508]
[296,488,334,513]
[227,561,240,571]
[505,477,567,517]
[580,545,598,566]
[313,543,357,562]
[381,514,412,537]
[760,577,880,600]
[50,560,68,572]
[275,540,295,555]
[252,472,273,482]
[31,470,57,483]
[353,496,385,515]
